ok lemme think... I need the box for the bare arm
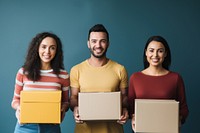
[117,87,129,124]
[70,87,83,123]
[121,87,128,109]
[70,87,79,110]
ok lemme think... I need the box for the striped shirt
[11,68,70,109]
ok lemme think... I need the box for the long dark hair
[23,32,64,81]
[143,35,171,70]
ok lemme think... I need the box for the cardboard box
[78,92,121,120]
[135,99,179,133]
[20,90,61,123]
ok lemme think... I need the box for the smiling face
[87,32,109,59]
[145,41,167,68]
[38,37,57,69]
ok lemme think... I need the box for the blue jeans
[14,123,61,133]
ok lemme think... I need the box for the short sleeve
[119,66,128,89]
[70,66,80,89]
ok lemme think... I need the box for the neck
[88,56,108,67]
[41,63,52,70]
[143,66,168,76]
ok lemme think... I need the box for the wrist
[16,105,20,110]
[74,106,78,110]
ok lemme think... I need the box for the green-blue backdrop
[0,0,199,132]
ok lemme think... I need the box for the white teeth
[95,48,102,53]
[44,56,50,58]
[96,50,102,53]
[152,58,159,62]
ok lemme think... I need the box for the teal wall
[0,0,199,132]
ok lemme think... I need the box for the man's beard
[89,47,107,58]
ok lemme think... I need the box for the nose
[96,41,101,47]
[153,51,158,57]
[45,47,50,53]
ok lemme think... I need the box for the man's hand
[117,108,129,124]
[73,106,83,124]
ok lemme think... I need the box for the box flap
[21,90,61,103]
[135,99,179,103]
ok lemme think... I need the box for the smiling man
[70,24,129,133]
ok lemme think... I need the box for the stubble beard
[89,47,107,59]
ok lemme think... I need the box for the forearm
[61,89,69,111]
[118,88,129,124]
[122,95,128,109]
[61,102,69,112]
[70,87,79,111]
[121,88,128,109]
[70,95,78,111]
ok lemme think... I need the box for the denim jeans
[14,123,61,133]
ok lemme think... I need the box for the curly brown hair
[23,32,64,81]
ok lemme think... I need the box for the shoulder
[168,71,182,78]
[109,60,123,66]
[59,69,69,75]
[109,60,126,70]
[17,67,24,75]
[72,60,87,69]
[70,60,87,73]
[168,71,183,81]
[15,68,26,81]
[130,72,142,78]
[53,69,69,79]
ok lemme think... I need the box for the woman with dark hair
[128,36,189,132]
[143,36,171,70]
[11,32,70,133]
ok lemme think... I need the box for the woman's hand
[61,105,66,122]
[15,106,21,123]
[117,108,129,124]
[61,103,69,122]
[131,114,135,131]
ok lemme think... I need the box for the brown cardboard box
[135,99,179,133]
[20,90,61,123]
[78,92,121,120]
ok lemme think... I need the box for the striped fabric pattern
[11,68,70,109]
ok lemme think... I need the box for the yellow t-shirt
[70,59,128,133]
